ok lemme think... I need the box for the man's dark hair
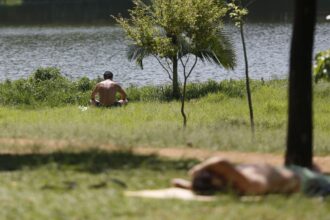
[103,71,113,80]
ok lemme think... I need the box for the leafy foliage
[115,0,237,126]
[0,68,252,107]
[31,67,64,82]
[0,68,96,107]
[114,0,236,70]
[314,49,330,83]
[227,1,248,26]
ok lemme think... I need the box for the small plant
[227,0,255,137]
[314,49,330,83]
[114,0,236,127]
[77,77,93,92]
[31,67,64,82]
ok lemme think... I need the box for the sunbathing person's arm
[189,158,264,195]
[117,84,128,102]
[90,84,100,104]
[206,160,258,194]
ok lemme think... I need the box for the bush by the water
[0,67,98,107]
[0,67,265,107]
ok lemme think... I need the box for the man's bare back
[90,71,127,107]
[173,156,330,197]
[172,157,301,195]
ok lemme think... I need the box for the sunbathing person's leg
[289,165,330,197]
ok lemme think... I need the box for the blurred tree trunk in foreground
[285,0,317,168]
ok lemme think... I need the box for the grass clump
[0,67,97,107]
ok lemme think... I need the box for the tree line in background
[0,0,329,24]
[0,0,133,24]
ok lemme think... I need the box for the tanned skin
[90,72,127,107]
[173,157,300,195]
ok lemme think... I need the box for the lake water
[0,23,329,86]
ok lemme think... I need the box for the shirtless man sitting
[90,71,128,107]
[172,157,330,197]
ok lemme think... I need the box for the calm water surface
[0,23,329,86]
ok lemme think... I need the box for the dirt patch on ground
[1,138,330,172]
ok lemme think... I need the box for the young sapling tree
[115,0,236,127]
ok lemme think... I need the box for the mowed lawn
[0,80,330,154]
[0,151,329,220]
[0,80,329,219]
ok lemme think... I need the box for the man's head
[103,71,113,80]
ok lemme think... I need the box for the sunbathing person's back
[188,157,300,195]
[97,80,120,106]
[90,71,127,107]
[173,156,330,197]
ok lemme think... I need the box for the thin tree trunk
[172,56,180,99]
[181,77,187,127]
[285,0,317,168]
[240,21,255,137]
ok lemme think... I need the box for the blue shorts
[289,165,330,197]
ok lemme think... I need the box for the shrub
[31,67,64,82]
[77,77,94,92]
[0,68,92,107]
[0,67,260,106]
[314,49,330,83]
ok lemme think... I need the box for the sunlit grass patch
[0,78,330,219]
[1,0,22,6]
[0,151,329,219]
[0,78,330,154]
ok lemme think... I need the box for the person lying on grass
[172,157,330,197]
[90,71,128,107]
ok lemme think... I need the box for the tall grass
[0,67,265,106]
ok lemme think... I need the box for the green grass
[1,0,22,6]
[0,150,329,220]
[1,76,330,219]
[0,79,330,154]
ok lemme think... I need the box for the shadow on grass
[0,149,198,173]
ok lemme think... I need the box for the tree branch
[184,56,190,67]
[187,56,198,79]
[179,56,188,78]
[165,58,173,73]
[153,55,173,81]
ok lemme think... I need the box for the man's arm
[90,83,100,104]
[116,84,127,101]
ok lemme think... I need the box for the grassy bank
[0,67,249,107]
[0,75,330,154]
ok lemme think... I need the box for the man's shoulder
[97,80,111,86]
[112,82,123,88]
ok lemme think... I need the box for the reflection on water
[0,23,329,86]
